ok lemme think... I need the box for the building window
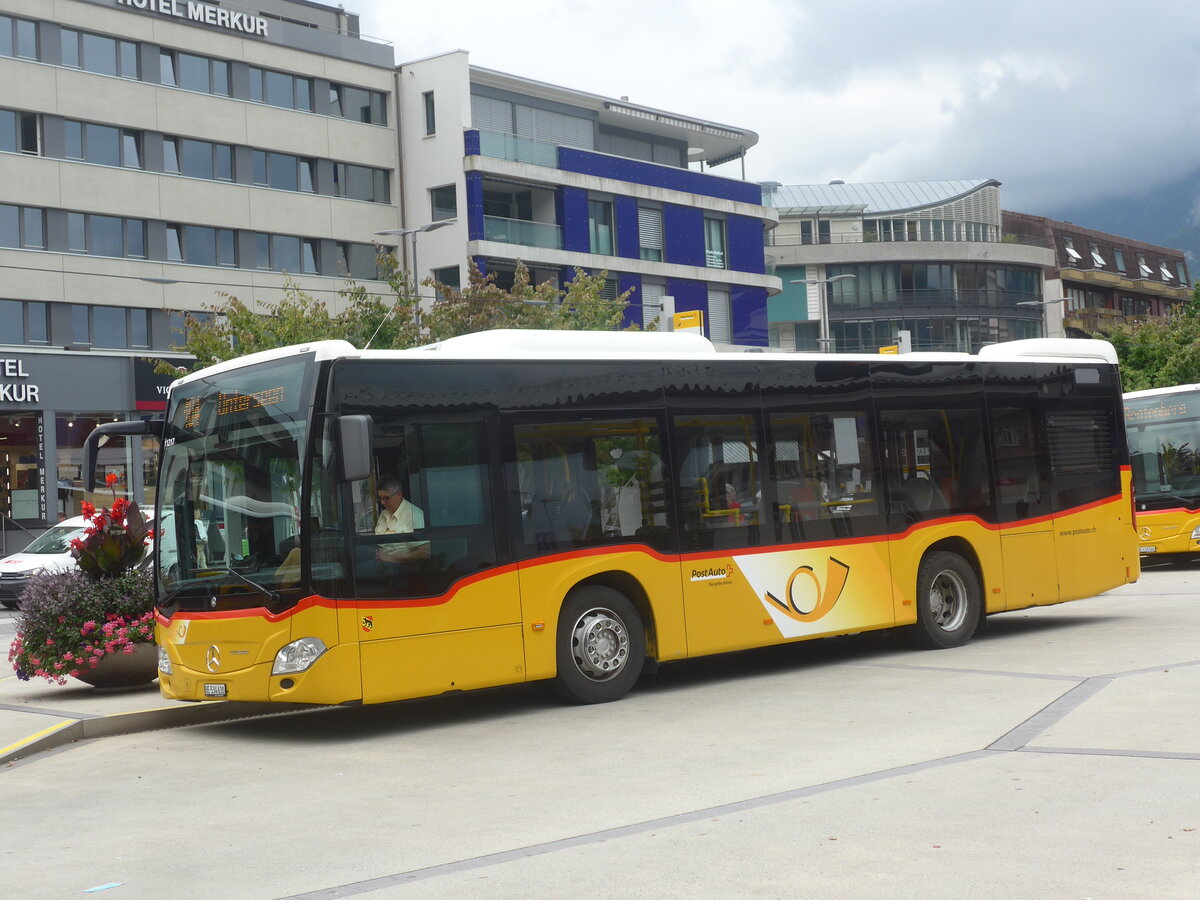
[93,306,127,348]
[64,121,143,169]
[588,199,614,255]
[61,29,138,79]
[0,109,39,155]
[0,204,44,249]
[430,185,457,221]
[1,15,39,60]
[1088,242,1106,268]
[71,304,91,345]
[330,83,387,125]
[1063,236,1082,263]
[704,217,726,269]
[333,163,390,203]
[338,242,379,280]
[0,300,48,345]
[638,206,663,261]
[160,50,228,95]
[1177,262,1189,285]
[129,308,149,349]
[432,265,460,292]
[1113,249,1126,272]
[1159,260,1174,281]
[1137,253,1152,278]
[249,67,312,111]
[423,91,436,135]
[67,214,144,258]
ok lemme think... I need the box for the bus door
[504,411,684,679]
[875,361,1000,616]
[987,403,1058,609]
[1041,364,1129,600]
[343,412,521,703]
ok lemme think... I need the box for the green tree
[1102,281,1200,390]
[160,253,637,374]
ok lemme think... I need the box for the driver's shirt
[375,499,427,555]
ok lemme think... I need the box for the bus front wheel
[908,551,981,649]
[554,586,645,704]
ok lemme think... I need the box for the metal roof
[766,180,1000,216]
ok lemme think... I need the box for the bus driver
[375,476,430,562]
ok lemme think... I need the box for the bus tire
[554,586,645,704]
[908,551,981,649]
[1,598,17,610]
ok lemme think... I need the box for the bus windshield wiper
[1139,491,1200,509]
[217,566,280,603]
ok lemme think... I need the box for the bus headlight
[273,637,327,675]
[1192,526,1200,541]
[158,645,173,675]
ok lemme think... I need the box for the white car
[0,512,155,609]
[0,516,90,610]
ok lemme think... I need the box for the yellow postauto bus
[1124,383,1200,560]
[85,330,1139,705]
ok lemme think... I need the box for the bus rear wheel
[908,551,981,649]
[554,586,645,704]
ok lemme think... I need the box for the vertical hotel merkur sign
[114,0,270,37]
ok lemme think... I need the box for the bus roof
[1124,382,1200,400]
[171,332,1119,390]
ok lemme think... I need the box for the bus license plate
[1139,546,1157,554]
[203,683,228,698]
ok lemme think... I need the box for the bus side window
[509,416,669,553]
[880,408,991,521]
[671,413,765,547]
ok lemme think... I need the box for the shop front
[0,351,183,554]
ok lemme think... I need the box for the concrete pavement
[0,566,1198,896]
[0,612,303,765]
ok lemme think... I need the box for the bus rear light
[273,637,327,675]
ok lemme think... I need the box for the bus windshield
[1126,388,1200,509]
[156,355,315,607]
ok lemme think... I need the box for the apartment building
[393,51,779,345]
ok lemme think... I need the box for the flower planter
[72,643,158,689]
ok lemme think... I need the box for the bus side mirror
[83,420,164,491]
[337,415,373,483]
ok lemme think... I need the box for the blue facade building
[394,53,780,345]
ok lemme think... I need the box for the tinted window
[180,139,212,178]
[673,412,767,550]
[0,299,21,342]
[81,33,116,76]
[509,415,670,554]
[183,225,216,266]
[93,306,126,348]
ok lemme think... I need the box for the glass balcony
[478,131,559,168]
[482,216,562,250]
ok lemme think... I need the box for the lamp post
[790,273,856,353]
[374,219,457,301]
[1017,296,1067,339]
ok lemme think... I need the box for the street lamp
[1017,297,1068,339]
[374,219,457,300]
[790,273,856,353]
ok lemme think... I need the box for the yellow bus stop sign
[674,310,704,331]
[879,345,899,354]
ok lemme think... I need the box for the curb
[1,700,313,767]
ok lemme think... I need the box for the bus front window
[157,356,314,609]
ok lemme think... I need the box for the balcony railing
[477,131,559,168]
[482,216,562,250]
[766,230,1051,249]
[828,288,1043,313]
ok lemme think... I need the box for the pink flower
[44,638,54,647]
[122,645,135,655]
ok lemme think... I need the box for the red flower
[105,472,119,487]
[81,501,96,518]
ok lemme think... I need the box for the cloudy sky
[354,0,1199,216]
